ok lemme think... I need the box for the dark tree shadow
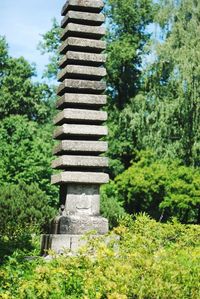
[0,233,35,265]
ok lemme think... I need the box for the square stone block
[58,215,108,235]
[41,234,87,255]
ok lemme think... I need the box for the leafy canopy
[103,151,200,223]
[0,36,53,123]
[0,115,58,205]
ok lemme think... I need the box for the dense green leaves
[105,0,156,174]
[0,36,53,123]
[106,0,155,108]
[0,38,58,239]
[137,0,200,166]
[0,115,58,204]
[1,215,200,298]
[103,151,200,223]
[106,0,200,173]
[0,182,56,238]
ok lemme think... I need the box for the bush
[0,115,58,206]
[100,182,126,228]
[0,215,200,298]
[103,151,200,223]
[0,182,56,239]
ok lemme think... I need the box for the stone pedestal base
[42,184,109,255]
[54,215,108,235]
[41,234,88,255]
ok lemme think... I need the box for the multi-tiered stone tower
[42,0,109,253]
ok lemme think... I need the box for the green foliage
[0,36,53,123]
[104,0,156,174]
[0,182,55,264]
[105,0,200,173]
[103,151,200,223]
[0,182,56,238]
[38,19,61,79]
[0,37,58,257]
[1,215,200,298]
[106,96,144,177]
[100,182,126,228]
[137,0,200,166]
[0,115,58,203]
[105,0,155,108]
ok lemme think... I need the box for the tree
[105,0,155,109]
[107,0,200,170]
[0,36,53,123]
[0,115,58,205]
[138,0,200,166]
[103,151,200,224]
[105,0,155,176]
[38,19,61,80]
[0,37,59,241]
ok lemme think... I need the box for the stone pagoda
[41,0,109,253]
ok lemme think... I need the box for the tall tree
[105,0,155,176]
[0,115,57,204]
[0,36,53,123]
[106,0,155,109]
[139,0,200,166]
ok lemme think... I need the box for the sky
[0,0,64,80]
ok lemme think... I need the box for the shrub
[100,182,126,228]
[0,182,56,239]
[0,215,200,298]
[103,151,200,223]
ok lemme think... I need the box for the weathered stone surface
[41,234,119,254]
[41,0,109,256]
[58,215,108,235]
[59,37,106,54]
[59,51,106,68]
[54,109,107,125]
[41,234,87,254]
[61,11,105,27]
[56,94,107,109]
[64,184,100,215]
[51,171,109,184]
[57,79,106,96]
[61,23,105,40]
[58,65,106,81]
[54,124,108,139]
[53,140,108,155]
[52,155,108,169]
[62,0,104,16]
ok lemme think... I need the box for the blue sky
[0,0,64,80]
